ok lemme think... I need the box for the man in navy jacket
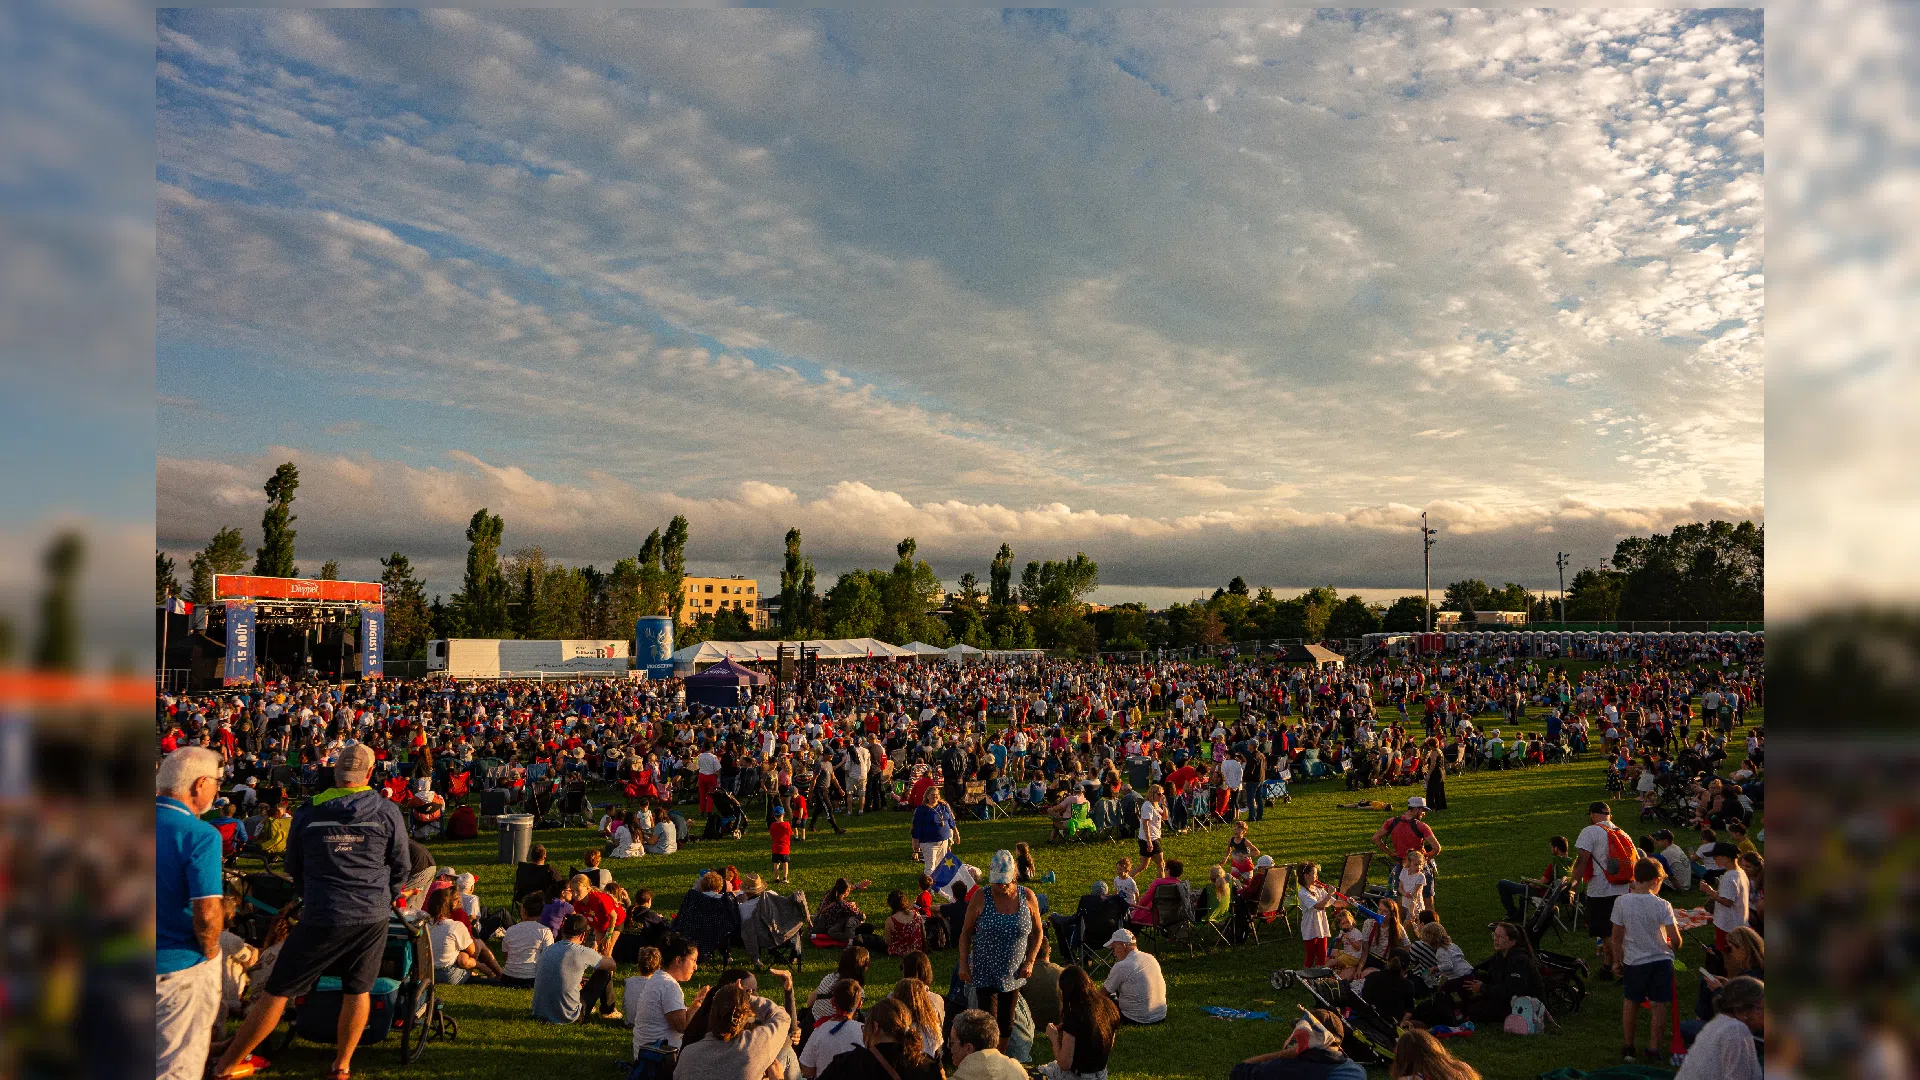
[211,743,409,1080]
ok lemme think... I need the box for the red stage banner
[214,574,383,604]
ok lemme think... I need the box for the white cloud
[154,9,1765,583]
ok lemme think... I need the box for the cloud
[158,448,1761,600]
[154,10,1764,572]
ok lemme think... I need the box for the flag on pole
[164,597,193,616]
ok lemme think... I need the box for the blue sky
[154,9,1766,601]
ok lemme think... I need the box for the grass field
[252,679,1758,1079]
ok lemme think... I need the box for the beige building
[678,576,766,629]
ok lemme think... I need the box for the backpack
[1601,825,1638,885]
[447,805,478,840]
[1504,995,1549,1035]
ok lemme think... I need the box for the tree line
[160,462,1761,663]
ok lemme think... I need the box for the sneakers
[1622,1046,1638,1062]
[600,1009,624,1022]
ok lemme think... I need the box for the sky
[151,8,1767,605]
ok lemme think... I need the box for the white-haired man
[211,743,408,1080]
[157,747,228,1080]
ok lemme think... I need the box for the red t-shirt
[769,820,793,856]
[1167,764,1200,795]
[1382,815,1435,860]
[572,889,623,933]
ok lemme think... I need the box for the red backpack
[1600,824,1638,885]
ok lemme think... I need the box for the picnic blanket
[1201,1006,1271,1021]
[1674,907,1713,932]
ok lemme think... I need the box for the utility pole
[1420,512,1439,632]
[1555,552,1571,625]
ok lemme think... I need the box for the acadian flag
[930,850,964,892]
[164,597,194,616]
[1288,1005,1337,1055]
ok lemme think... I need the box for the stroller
[705,789,746,841]
[1519,877,1580,949]
[228,870,300,948]
[1267,967,1399,1066]
[1532,946,1591,1019]
[268,911,456,1064]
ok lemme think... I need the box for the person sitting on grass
[498,895,552,989]
[947,1009,1025,1080]
[1040,965,1119,1080]
[532,913,619,1025]
[1455,921,1542,1024]
[426,888,504,984]
[1674,976,1764,1080]
[1386,1030,1481,1080]
[799,978,865,1079]
[819,996,943,1080]
[1229,1007,1367,1080]
[674,977,795,1080]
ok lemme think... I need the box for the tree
[823,570,886,639]
[1564,567,1625,621]
[454,508,510,637]
[1487,582,1531,612]
[777,528,820,636]
[879,537,943,643]
[1381,595,1434,633]
[253,462,300,577]
[986,604,1036,649]
[318,559,340,580]
[661,515,690,628]
[988,544,1016,607]
[35,532,82,671]
[1226,575,1250,597]
[606,557,643,647]
[157,550,180,603]
[1442,579,1493,614]
[1611,520,1763,621]
[379,552,431,661]
[954,572,984,613]
[188,526,249,606]
[1094,603,1151,651]
[1015,553,1100,648]
[1326,594,1383,638]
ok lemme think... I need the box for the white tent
[671,637,917,668]
[900,641,950,657]
[946,643,985,664]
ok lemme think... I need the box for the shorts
[1138,838,1162,859]
[771,854,790,867]
[263,918,390,997]
[1622,959,1674,1004]
[1585,894,1618,938]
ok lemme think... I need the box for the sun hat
[1406,796,1427,810]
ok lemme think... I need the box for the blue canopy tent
[682,656,771,707]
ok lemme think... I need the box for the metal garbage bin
[497,813,534,865]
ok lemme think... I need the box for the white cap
[1407,796,1427,810]
[1104,929,1136,947]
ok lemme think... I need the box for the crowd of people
[156,634,1766,1079]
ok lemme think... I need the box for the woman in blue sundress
[957,849,1046,1053]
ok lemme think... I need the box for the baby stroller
[1519,877,1580,949]
[704,789,746,840]
[1533,946,1590,1019]
[1267,967,1399,1066]
[228,870,301,948]
[268,911,455,1064]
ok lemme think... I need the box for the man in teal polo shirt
[157,746,228,1080]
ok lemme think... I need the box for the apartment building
[677,575,766,629]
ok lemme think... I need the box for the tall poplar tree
[253,462,300,577]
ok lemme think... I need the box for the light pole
[1555,552,1570,625]
[1421,512,1439,632]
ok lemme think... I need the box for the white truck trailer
[426,638,630,679]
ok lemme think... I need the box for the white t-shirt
[799,1018,865,1073]
[1102,948,1167,1023]
[627,970,688,1052]
[1220,759,1244,790]
[429,919,472,969]
[1113,875,1138,906]
[697,752,720,776]
[1397,871,1428,917]
[1298,883,1331,941]
[1576,822,1630,898]
[1659,844,1694,890]
[500,920,554,979]
[1611,891,1680,967]
[1710,866,1750,931]
[1138,801,1164,844]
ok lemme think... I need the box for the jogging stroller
[268,911,456,1064]
[1267,967,1399,1065]
[704,789,746,840]
[1533,946,1590,1018]
[1519,877,1580,949]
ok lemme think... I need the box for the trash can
[497,813,534,866]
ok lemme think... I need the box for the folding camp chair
[1072,898,1125,976]
[1243,864,1292,944]
[1145,882,1197,958]
[558,785,589,828]
[1336,852,1375,899]
[1199,892,1236,949]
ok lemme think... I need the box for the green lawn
[252,684,1757,1079]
